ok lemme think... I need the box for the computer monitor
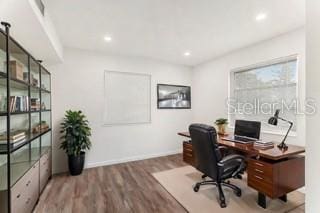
[234,120,261,139]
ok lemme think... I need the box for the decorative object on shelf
[32,121,49,133]
[60,110,92,176]
[23,72,29,82]
[157,84,191,109]
[31,98,40,111]
[268,109,292,150]
[214,118,228,135]
[8,60,25,81]
[30,73,39,87]
[41,102,46,110]
[41,83,46,90]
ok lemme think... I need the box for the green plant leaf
[59,110,92,156]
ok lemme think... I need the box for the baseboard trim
[86,149,182,168]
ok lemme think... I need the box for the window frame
[228,54,300,135]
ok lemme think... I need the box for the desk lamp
[268,109,293,150]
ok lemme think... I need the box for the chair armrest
[217,145,228,153]
[217,145,229,158]
[217,154,245,168]
[218,154,246,178]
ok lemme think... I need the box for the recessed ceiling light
[256,13,267,21]
[184,51,191,56]
[104,36,112,42]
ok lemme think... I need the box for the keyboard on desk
[222,135,258,144]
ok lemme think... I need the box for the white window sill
[228,126,297,137]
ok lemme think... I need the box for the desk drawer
[248,175,274,198]
[248,160,273,184]
[248,159,273,175]
[248,171,273,185]
[183,142,193,150]
[183,142,194,166]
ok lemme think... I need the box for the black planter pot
[68,151,85,176]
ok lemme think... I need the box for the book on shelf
[9,95,30,112]
[0,130,27,150]
[0,130,26,141]
[0,137,27,150]
[0,135,26,143]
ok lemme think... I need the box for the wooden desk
[178,131,305,209]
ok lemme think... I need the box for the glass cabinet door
[0,118,8,213]
[0,154,8,213]
[0,31,7,115]
[9,40,28,84]
[30,58,40,88]
[40,111,51,132]
[30,58,41,115]
[0,31,6,76]
[30,138,40,161]
[0,29,8,213]
[40,67,50,92]
[41,131,51,156]
[40,66,51,133]
[10,141,39,187]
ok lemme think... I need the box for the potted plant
[214,118,228,135]
[60,110,91,176]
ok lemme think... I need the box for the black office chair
[189,124,246,208]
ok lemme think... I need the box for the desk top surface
[178,131,305,161]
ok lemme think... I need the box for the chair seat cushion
[221,159,242,180]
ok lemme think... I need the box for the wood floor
[34,154,305,213]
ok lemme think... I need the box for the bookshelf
[0,22,52,213]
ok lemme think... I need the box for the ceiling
[44,0,305,66]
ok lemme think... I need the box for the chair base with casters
[193,177,242,208]
[188,123,247,208]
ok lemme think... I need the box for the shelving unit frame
[0,22,52,213]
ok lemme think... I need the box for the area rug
[152,166,304,213]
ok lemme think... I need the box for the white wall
[0,0,63,64]
[306,1,320,212]
[50,29,306,174]
[192,28,306,146]
[50,48,192,174]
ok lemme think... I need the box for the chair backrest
[189,124,222,180]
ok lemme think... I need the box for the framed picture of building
[157,84,191,109]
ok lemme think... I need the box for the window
[229,56,298,133]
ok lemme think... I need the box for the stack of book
[0,130,27,150]
[9,96,29,112]
[31,98,40,111]
[254,140,274,150]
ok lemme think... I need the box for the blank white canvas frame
[103,70,151,126]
